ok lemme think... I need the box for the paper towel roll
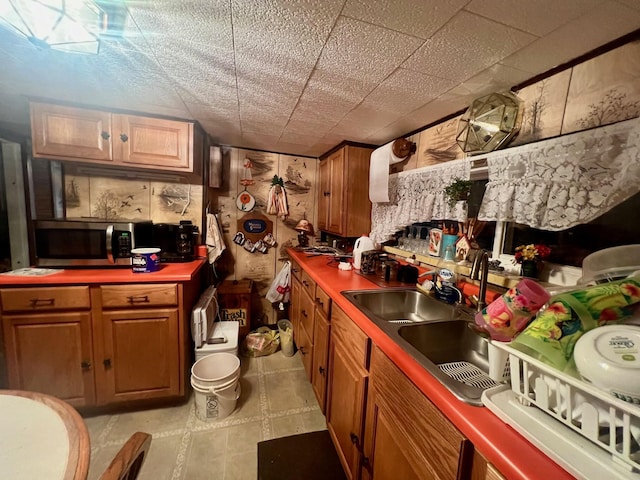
[369,142,405,203]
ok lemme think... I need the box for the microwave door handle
[106,225,115,264]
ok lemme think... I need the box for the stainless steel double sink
[342,288,497,406]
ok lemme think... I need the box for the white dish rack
[487,341,640,475]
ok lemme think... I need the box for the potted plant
[513,243,552,278]
[444,178,473,208]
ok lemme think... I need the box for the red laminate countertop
[289,249,573,480]
[0,260,206,286]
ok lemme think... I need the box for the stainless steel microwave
[33,219,153,267]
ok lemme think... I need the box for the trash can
[218,280,253,340]
[278,319,294,357]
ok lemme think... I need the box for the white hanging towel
[206,213,226,264]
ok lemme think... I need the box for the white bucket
[191,375,241,421]
[191,353,241,421]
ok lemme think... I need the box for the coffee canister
[131,248,161,273]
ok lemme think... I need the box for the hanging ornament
[267,175,289,220]
[236,189,256,211]
[240,158,255,186]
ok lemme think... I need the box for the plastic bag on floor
[241,326,280,357]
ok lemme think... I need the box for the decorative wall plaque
[237,212,273,242]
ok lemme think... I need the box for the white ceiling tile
[402,11,537,80]
[342,0,467,39]
[361,68,457,116]
[501,1,640,74]
[465,0,602,37]
[0,0,638,157]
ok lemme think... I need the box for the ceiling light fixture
[0,0,105,54]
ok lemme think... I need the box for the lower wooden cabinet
[0,275,201,409]
[363,345,473,480]
[326,305,370,480]
[2,311,95,407]
[97,308,180,404]
[311,312,330,412]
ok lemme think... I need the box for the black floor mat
[257,430,347,480]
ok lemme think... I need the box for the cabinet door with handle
[311,312,330,413]
[327,338,368,480]
[97,308,180,404]
[117,114,193,172]
[1,311,96,407]
[30,102,113,162]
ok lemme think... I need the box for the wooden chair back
[99,432,152,480]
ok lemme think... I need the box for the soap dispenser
[434,247,462,304]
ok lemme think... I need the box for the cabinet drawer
[101,284,178,308]
[290,259,302,281]
[331,304,370,370]
[314,285,331,318]
[300,269,316,297]
[299,287,315,342]
[0,287,90,312]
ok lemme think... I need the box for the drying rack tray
[490,341,640,473]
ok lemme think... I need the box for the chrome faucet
[470,249,490,312]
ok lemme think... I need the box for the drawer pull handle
[318,366,325,375]
[316,298,323,306]
[81,361,91,370]
[127,295,150,304]
[301,309,308,318]
[29,298,55,307]
[302,281,309,287]
[120,133,129,142]
[101,131,110,140]
[103,358,112,369]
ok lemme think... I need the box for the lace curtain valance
[478,116,640,231]
[370,159,470,245]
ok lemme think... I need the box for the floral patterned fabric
[511,276,640,372]
[369,159,471,245]
[478,116,640,231]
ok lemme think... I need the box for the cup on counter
[475,278,550,342]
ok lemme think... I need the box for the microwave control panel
[115,231,132,257]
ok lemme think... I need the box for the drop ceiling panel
[0,1,637,156]
[501,1,640,74]
[402,11,537,80]
[465,0,603,37]
[342,0,467,39]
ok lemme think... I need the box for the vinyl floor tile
[84,352,326,480]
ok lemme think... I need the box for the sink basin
[398,320,489,371]
[342,289,455,323]
[342,288,497,406]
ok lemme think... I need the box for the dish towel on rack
[206,213,226,264]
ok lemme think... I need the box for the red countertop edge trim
[288,249,573,480]
[0,259,207,285]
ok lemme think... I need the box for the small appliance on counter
[33,218,154,267]
[152,220,199,263]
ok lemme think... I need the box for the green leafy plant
[444,178,473,208]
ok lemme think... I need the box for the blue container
[131,248,161,273]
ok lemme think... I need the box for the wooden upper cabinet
[31,103,113,161]
[318,144,374,237]
[317,157,330,231]
[118,114,194,171]
[30,102,197,174]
